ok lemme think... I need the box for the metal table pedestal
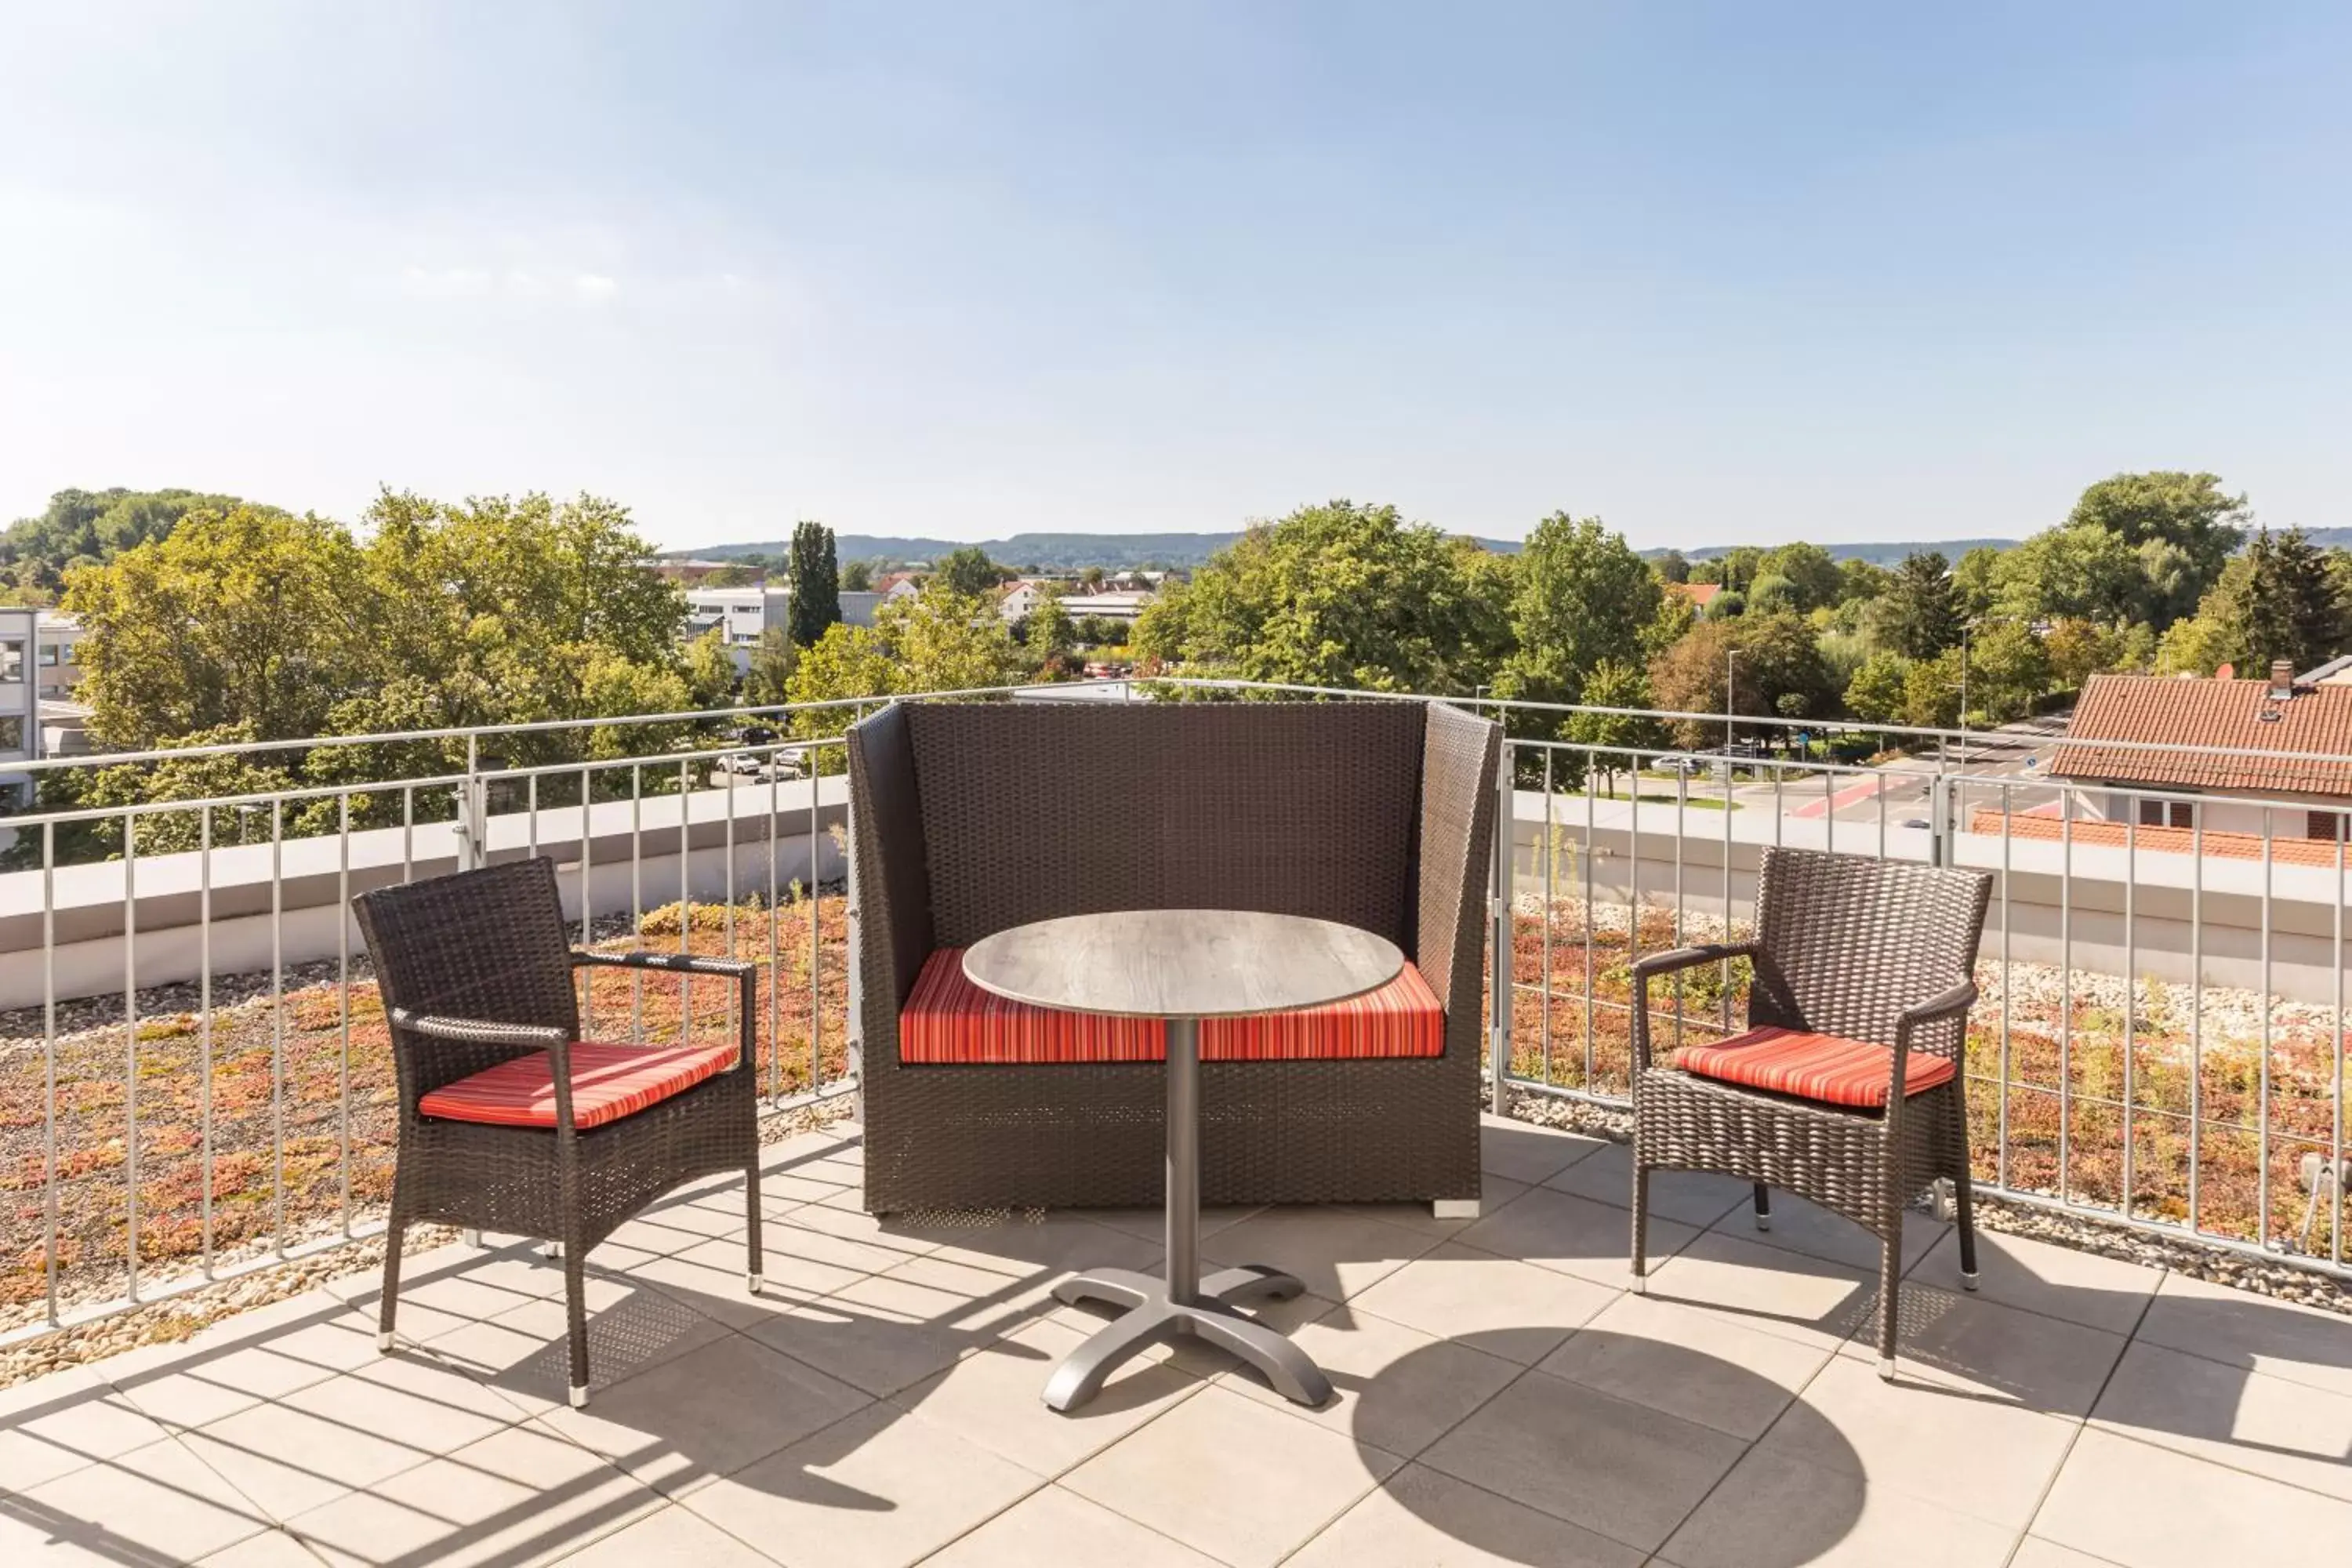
[1044,1018,1334,1413]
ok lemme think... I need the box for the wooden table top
[961,909,1403,1020]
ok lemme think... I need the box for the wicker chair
[1628,846,1993,1377]
[847,697,1500,1216]
[351,856,763,1408]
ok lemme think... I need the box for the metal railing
[2,676,2348,1344]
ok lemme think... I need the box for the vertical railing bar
[2190,802,2204,1235]
[338,793,352,1236]
[809,748,822,1095]
[2335,818,2347,1265]
[1997,782,2012,1191]
[631,764,644,1042]
[579,764,594,1037]
[270,797,286,1258]
[123,810,138,1304]
[401,786,414,881]
[2058,787,2072,1205]
[2122,792,2136,1223]
[2259,808,2274,1247]
[1583,751,1597,1091]
[768,755,782,1101]
[1671,764,1686,1052]
[1823,767,1834,856]
[1721,745,1733,1033]
[527,771,539,858]
[1541,748,1553,1087]
[42,821,58,1324]
[198,812,214,1275]
[1488,738,1513,1112]
[679,757,692,1039]
[724,753,738,1057]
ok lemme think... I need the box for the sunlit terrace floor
[6,1116,2352,1567]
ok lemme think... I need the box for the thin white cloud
[572,272,619,302]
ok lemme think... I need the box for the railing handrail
[24,673,2352,779]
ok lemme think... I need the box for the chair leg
[1877,1216,1901,1380]
[377,1207,406,1353]
[1630,1163,1651,1294]
[1752,1182,1773,1232]
[1954,1161,1980,1292]
[564,1243,590,1409]
[744,1157,765,1295]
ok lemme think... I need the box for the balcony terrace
[2,681,2349,1566]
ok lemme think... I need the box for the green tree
[2067,470,2246,602]
[840,559,873,593]
[1025,587,1076,673]
[2153,610,2239,677]
[1950,546,2002,619]
[64,504,364,748]
[2043,618,2133,689]
[783,622,902,730]
[1993,524,2141,624]
[1901,650,1963,728]
[700,562,757,587]
[1747,574,1799,616]
[1878,551,1960,659]
[743,627,798,706]
[1651,549,1690,585]
[935,546,1004,598]
[1564,658,1666,792]
[1836,557,1892,606]
[2208,527,2345,674]
[1647,613,1831,747]
[1843,651,1913,724]
[1134,500,1509,693]
[1717,546,1763,593]
[1963,619,2050,722]
[1709,589,1747,619]
[786,521,842,646]
[0,486,249,601]
[77,724,297,856]
[1759,542,1841,611]
[1491,513,1662,731]
[684,628,738,707]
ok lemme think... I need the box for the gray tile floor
[5,1115,2351,1566]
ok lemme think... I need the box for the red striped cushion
[418,1040,739,1129]
[901,949,1445,1065]
[1676,1025,1953,1109]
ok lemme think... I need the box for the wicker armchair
[847,697,1500,1216]
[1628,846,1992,1377]
[351,857,762,1407]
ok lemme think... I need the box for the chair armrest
[1896,980,1979,1036]
[1630,942,1757,984]
[573,949,755,979]
[1629,942,1758,1074]
[388,1010,579,1131]
[848,702,938,1074]
[571,950,760,1072]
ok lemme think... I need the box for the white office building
[684,586,792,650]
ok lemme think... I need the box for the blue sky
[2,2,2347,551]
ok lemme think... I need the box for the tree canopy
[786,521,842,647]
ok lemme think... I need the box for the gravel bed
[1503,1087,2352,1317]
[0,1094,855,1391]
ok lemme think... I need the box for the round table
[962,908,1403,1413]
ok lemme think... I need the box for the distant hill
[1652,538,2020,566]
[685,530,1522,570]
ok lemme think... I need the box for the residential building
[1058,588,1156,626]
[0,607,38,811]
[684,586,792,651]
[873,571,921,600]
[2049,663,2352,840]
[1666,581,1722,615]
[995,578,1066,623]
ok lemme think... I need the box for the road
[1722,713,2071,827]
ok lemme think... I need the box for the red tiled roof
[1668,582,1722,608]
[2049,673,2352,797]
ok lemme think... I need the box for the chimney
[2270,659,2297,700]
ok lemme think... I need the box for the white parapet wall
[0,775,849,1010]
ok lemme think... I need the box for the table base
[1044,1265,1331,1412]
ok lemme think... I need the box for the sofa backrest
[903,700,1427,950]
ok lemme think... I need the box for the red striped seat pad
[900,949,1445,1064]
[1675,1025,1953,1109]
[418,1041,739,1130]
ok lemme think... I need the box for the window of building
[0,639,21,683]
[0,715,24,751]
[2136,798,2194,829]
[38,644,56,666]
[2309,811,2346,843]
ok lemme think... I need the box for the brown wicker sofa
[846,698,1500,1216]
